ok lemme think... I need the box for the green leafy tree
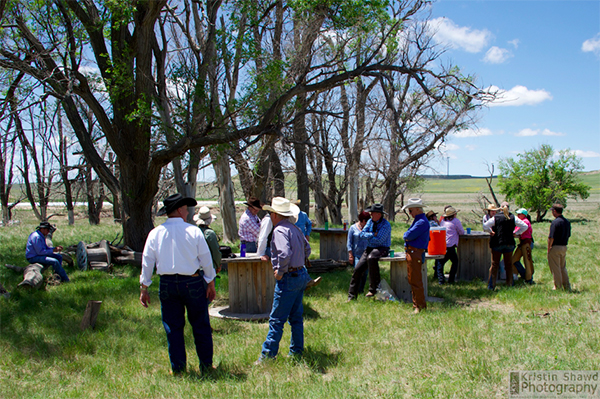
[498,144,590,222]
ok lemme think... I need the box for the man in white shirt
[140,193,216,374]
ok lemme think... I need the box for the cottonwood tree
[1,0,459,250]
[498,144,590,222]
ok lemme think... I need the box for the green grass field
[1,176,599,398]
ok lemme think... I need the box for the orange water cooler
[428,227,447,255]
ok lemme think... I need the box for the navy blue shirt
[404,213,430,250]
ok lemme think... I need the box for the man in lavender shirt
[257,197,311,363]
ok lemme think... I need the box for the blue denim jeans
[27,254,69,282]
[261,267,310,359]
[159,274,213,372]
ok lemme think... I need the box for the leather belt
[288,266,304,273]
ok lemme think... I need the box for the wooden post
[80,300,102,330]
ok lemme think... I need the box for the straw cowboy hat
[262,197,300,220]
[442,206,459,217]
[425,210,437,219]
[486,203,498,211]
[193,206,217,226]
[402,198,427,210]
[157,193,197,216]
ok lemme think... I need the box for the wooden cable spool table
[209,254,275,321]
[381,253,444,303]
[311,228,349,262]
[457,231,491,281]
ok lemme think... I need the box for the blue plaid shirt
[360,218,391,248]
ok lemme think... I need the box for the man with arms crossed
[140,193,216,374]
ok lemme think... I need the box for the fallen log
[18,263,46,289]
[306,259,349,273]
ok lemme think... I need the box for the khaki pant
[406,246,427,310]
[512,239,534,281]
[548,245,570,290]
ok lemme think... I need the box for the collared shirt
[439,217,465,247]
[140,217,216,287]
[404,213,430,250]
[257,215,273,256]
[270,219,311,276]
[25,230,54,259]
[347,223,368,258]
[360,218,391,248]
[549,215,570,245]
[295,211,312,236]
[238,209,261,242]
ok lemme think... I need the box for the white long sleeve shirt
[257,215,273,256]
[483,214,528,235]
[140,217,216,287]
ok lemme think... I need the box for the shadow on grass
[187,362,248,382]
[0,269,158,360]
[299,346,342,374]
[303,302,321,320]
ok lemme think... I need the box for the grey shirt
[271,218,311,277]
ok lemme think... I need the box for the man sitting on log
[25,221,69,283]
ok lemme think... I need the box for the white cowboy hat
[402,198,427,210]
[193,206,217,226]
[263,197,300,220]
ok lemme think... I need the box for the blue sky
[426,0,600,176]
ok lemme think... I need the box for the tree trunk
[212,150,238,244]
[382,177,398,222]
[294,93,310,214]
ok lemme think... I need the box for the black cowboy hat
[243,196,263,209]
[157,193,197,216]
[37,221,56,232]
[365,203,387,214]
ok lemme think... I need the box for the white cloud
[515,128,565,137]
[508,39,520,49]
[465,144,477,151]
[515,128,539,137]
[428,17,492,53]
[452,127,493,138]
[483,46,513,64]
[582,34,600,55]
[571,150,600,158]
[541,129,565,136]
[487,85,553,107]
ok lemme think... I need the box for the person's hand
[348,254,354,263]
[54,246,63,252]
[140,289,150,308]
[274,271,283,280]
[260,255,269,261]
[206,280,216,303]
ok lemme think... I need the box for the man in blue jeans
[26,221,69,282]
[140,193,216,374]
[256,197,311,363]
